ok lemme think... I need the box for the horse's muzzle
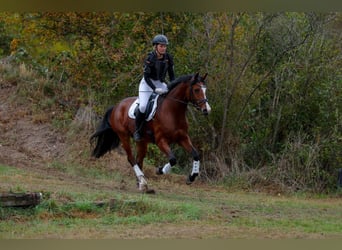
[202,103,211,115]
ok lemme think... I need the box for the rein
[164,96,188,105]
[163,82,208,110]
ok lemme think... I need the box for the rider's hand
[155,88,168,95]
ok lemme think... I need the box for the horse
[90,73,211,192]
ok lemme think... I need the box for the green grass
[0,164,20,175]
[1,163,342,239]
[0,192,203,238]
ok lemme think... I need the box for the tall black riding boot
[133,110,146,141]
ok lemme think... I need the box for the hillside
[0,67,133,193]
[0,83,65,171]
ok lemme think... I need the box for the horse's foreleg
[179,137,200,185]
[155,139,176,175]
[186,147,200,184]
[156,156,175,175]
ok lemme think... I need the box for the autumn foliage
[0,12,341,192]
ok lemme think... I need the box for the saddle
[128,93,159,121]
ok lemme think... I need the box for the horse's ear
[191,72,200,85]
[202,73,208,81]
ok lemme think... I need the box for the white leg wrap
[191,160,200,175]
[133,164,144,177]
[162,162,172,174]
[133,164,148,191]
[138,176,148,191]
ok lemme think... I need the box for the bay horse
[90,73,211,192]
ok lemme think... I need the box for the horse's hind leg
[134,141,149,191]
[121,136,151,191]
[119,135,135,167]
[118,135,148,191]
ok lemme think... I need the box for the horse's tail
[90,106,120,158]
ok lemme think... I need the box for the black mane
[167,74,194,91]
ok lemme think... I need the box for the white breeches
[138,78,168,113]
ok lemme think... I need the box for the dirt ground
[0,81,67,173]
[0,81,128,194]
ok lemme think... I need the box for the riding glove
[155,87,168,95]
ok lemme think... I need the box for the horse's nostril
[203,109,208,115]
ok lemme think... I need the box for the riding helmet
[152,34,169,46]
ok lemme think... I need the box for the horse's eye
[194,88,201,94]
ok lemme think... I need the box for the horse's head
[189,73,211,115]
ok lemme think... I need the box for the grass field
[1,163,341,239]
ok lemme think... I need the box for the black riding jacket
[143,51,175,90]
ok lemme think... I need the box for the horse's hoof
[155,167,163,175]
[186,173,198,185]
[145,189,156,194]
[137,183,148,193]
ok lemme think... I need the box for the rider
[133,34,175,141]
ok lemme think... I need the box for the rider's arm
[143,53,156,90]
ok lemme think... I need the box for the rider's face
[156,44,167,55]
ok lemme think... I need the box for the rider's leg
[133,109,146,141]
[134,78,150,141]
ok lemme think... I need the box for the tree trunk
[0,192,42,208]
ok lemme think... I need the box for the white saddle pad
[128,96,159,121]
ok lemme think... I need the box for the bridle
[189,82,209,110]
[163,78,208,111]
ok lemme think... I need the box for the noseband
[189,82,208,110]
